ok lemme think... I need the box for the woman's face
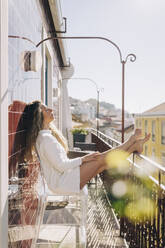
[41,104,54,125]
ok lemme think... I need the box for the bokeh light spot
[106,150,130,174]
[112,180,127,198]
[125,197,155,221]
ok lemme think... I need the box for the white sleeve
[41,135,82,173]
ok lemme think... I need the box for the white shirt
[36,130,82,195]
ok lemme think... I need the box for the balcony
[90,129,165,248]
[8,128,165,248]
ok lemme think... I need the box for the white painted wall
[0,0,8,247]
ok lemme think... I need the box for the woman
[16,100,150,195]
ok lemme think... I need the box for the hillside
[70,97,117,112]
[85,98,116,111]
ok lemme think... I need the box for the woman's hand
[81,152,100,164]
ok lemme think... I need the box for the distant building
[99,116,134,142]
[71,101,95,121]
[135,102,165,166]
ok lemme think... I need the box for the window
[152,148,155,157]
[152,120,156,142]
[162,152,165,166]
[145,120,148,136]
[136,120,138,128]
[161,120,165,145]
[151,148,156,161]
[139,120,141,128]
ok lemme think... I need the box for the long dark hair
[20,101,43,161]
[11,101,43,170]
[10,100,68,176]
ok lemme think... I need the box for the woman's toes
[134,133,150,153]
[143,133,151,143]
[129,129,142,145]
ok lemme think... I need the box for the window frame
[152,120,156,142]
[145,120,148,136]
[161,151,165,165]
[161,120,165,145]
[144,145,148,156]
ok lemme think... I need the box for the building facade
[135,102,165,166]
[1,0,73,247]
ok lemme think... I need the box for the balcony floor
[37,177,127,248]
[87,178,127,248]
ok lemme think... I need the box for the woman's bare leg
[80,132,150,189]
[102,132,150,158]
[81,129,142,165]
[80,160,105,189]
[110,129,142,152]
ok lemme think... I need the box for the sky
[60,0,165,114]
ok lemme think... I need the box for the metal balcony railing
[91,129,165,248]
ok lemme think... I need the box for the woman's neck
[42,123,50,130]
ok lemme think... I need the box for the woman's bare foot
[130,129,142,143]
[122,129,142,151]
[130,133,150,154]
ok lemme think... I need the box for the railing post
[0,0,8,247]
[157,171,161,248]
[121,61,125,143]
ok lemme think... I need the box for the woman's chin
[50,118,54,123]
